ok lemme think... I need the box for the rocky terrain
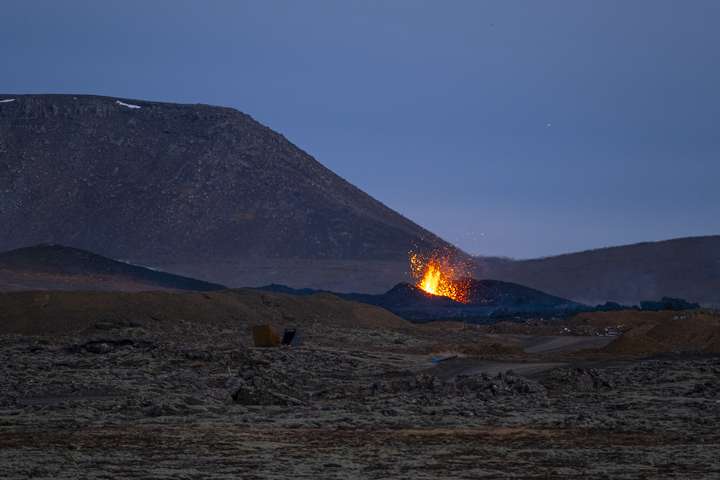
[1,291,718,478]
[0,94,458,292]
[478,235,720,306]
[0,245,225,292]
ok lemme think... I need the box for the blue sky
[2,0,719,257]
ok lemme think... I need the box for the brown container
[252,325,281,347]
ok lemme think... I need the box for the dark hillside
[477,236,720,306]
[0,94,457,292]
[0,245,225,292]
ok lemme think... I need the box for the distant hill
[0,94,457,292]
[0,245,225,292]
[260,278,582,321]
[476,236,720,306]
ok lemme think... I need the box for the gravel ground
[1,324,719,479]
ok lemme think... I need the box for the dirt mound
[0,288,408,337]
[607,317,720,355]
[571,310,720,356]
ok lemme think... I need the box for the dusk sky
[2,0,719,258]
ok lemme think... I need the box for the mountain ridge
[0,244,226,292]
[476,235,720,306]
[0,93,460,292]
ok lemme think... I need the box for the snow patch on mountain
[116,100,141,109]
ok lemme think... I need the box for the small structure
[281,328,296,346]
[252,325,281,347]
[291,329,303,346]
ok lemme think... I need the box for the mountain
[0,244,225,292]
[476,236,720,306]
[0,94,456,292]
[260,278,582,321]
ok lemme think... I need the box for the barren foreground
[1,297,719,478]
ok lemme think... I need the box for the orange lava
[409,252,469,303]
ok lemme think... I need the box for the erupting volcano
[409,251,470,303]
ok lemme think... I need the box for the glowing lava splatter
[409,251,470,303]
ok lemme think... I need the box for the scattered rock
[183,350,213,361]
[545,368,615,392]
[85,342,114,354]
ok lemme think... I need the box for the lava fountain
[409,251,470,303]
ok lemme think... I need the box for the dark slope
[476,236,720,306]
[0,94,456,291]
[464,279,578,307]
[0,245,225,292]
[260,278,582,321]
